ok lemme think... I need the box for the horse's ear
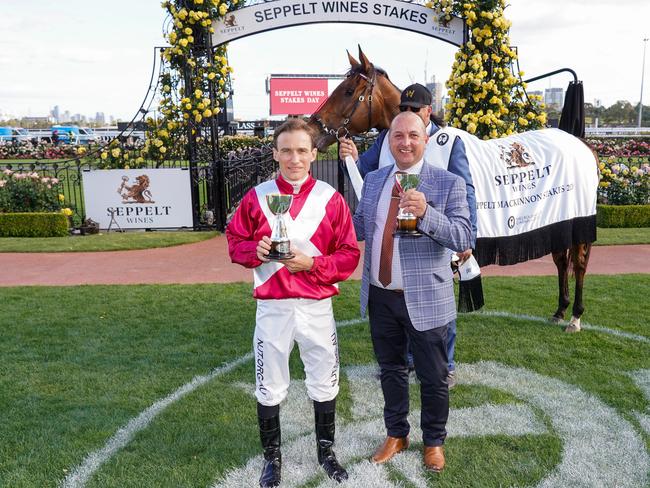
[358,45,373,73]
[347,50,360,68]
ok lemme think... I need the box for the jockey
[227,118,360,487]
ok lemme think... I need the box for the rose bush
[0,140,79,160]
[598,158,650,205]
[0,169,72,214]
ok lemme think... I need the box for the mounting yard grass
[1,276,649,487]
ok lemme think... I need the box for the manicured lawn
[594,227,650,245]
[1,227,647,253]
[0,231,218,252]
[1,276,648,487]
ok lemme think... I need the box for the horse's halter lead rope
[312,71,377,140]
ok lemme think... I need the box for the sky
[1,0,649,123]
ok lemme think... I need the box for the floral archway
[153,0,545,148]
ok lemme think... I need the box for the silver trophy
[266,193,294,260]
[394,173,422,237]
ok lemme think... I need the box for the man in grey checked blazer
[353,111,472,472]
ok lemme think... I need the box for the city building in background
[544,87,565,112]
[425,75,445,117]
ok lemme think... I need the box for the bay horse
[309,47,597,333]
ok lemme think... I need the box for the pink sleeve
[308,193,360,285]
[225,191,264,269]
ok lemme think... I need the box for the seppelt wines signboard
[212,0,465,47]
[82,169,193,229]
[269,78,333,115]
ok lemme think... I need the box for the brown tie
[378,172,404,287]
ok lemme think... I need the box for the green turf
[0,276,648,487]
[0,231,218,252]
[594,227,650,245]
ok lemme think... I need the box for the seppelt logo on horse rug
[427,127,599,266]
[82,168,194,229]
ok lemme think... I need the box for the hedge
[0,212,69,237]
[597,204,650,228]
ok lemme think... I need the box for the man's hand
[399,189,428,218]
[283,247,314,274]
[456,249,473,263]
[256,236,272,262]
[338,137,359,161]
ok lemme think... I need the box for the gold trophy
[266,193,295,260]
[394,173,422,237]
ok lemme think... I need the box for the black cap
[400,83,432,109]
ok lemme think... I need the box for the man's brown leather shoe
[371,436,409,464]
[423,445,445,472]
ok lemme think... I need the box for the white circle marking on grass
[61,315,649,487]
[212,362,649,488]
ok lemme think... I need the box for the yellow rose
[62,208,73,217]
[58,194,65,202]
[159,146,167,153]
[219,4,227,15]
[101,152,108,160]
[179,38,188,47]
[111,148,121,157]
[203,109,212,117]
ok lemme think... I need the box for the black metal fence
[1,135,376,229]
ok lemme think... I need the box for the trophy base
[393,230,423,238]
[267,252,295,261]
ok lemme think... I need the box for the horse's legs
[551,249,570,323]
[565,243,592,333]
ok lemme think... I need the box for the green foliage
[0,169,66,212]
[0,212,69,237]
[598,158,650,205]
[429,0,546,138]
[219,135,271,153]
[596,204,650,228]
[0,231,218,252]
[0,276,648,486]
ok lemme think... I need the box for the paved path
[0,235,648,287]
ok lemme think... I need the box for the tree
[429,0,546,139]
[602,100,636,126]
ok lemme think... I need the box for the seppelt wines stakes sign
[212,0,465,47]
[82,169,194,229]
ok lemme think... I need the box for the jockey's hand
[284,247,314,274]
[456,249,473,263]
[399,189,428,218]
[338,137,359,162]
[256,236,272,263]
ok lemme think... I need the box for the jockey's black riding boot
[258,403,281,488]
[314,400,348,483]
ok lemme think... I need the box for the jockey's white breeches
[253,297,340,406]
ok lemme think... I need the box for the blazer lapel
[417,163,436,196]
[366,166,393,224]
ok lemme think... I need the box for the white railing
[24,128,146,143]
[585,127,650,137]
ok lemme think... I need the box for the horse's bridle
[311,71,377,140]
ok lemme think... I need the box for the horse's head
[309,46,401,152]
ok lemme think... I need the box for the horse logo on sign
[499,142,535,169]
